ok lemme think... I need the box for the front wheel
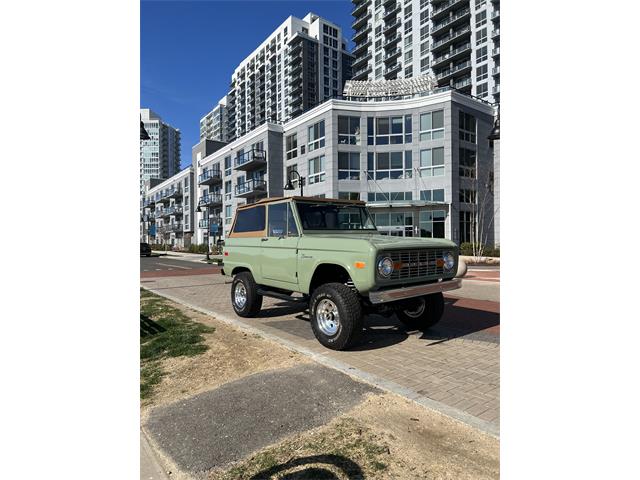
[396,292,445,331]
[310,283,363,350]
[231,272,263,317]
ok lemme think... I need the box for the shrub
[187,243,210,254]
[459,242,500,257]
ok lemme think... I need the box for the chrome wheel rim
[404,299,426,318]
[234,282,247,309]
[316,299,340,336]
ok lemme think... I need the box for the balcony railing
[492,47,500,57]
[383,3,401,19]
[435,60,471,80]
[235,178,267,197]
[383,33,402,47]
[492,66,500,75]
[352,25,371,42]
[198,193,222,207]
[383,19,401,34]
[351,0,369,17]
[234,149,267,170]
[432,25,471,50]
[352,10,370,30]
[198,168,222,185]
[161,187,182,199]
[432,0,467,19]
[432,42,471,67]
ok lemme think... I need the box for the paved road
[140,256,221,278]
[141,271,500,434]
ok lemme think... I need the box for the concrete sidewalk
[141,431,169,480]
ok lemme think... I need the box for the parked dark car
[140,242,152,256]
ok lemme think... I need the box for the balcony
[492,47,500,58]
[198,168,222,185]
[435,60,471,82]
[493,65,500,76]
[235,178,267,198]
[198,193,222,208]
[383,0,395,7]
[431,0,467,20]
[383,33,402,48]
[383,48,401,63]
[352,25,371,43]
[432,7,471,35]
[352,40,371,57]
[383,19,401,35]
[351,0,369,17]
[351,51,372,70]
[431,25,471,52]
[453,76,472,89]
[234,149,267,171]
[161,187,182,199]
[491,10,500,20]
[431,42,471,68]
[492,84,500,94]
[383,3,401,20]
[384,62,402,76]
[352,65,372,80]
[167,223,183,233]
[352,10,371,30]
[492,28,500,39]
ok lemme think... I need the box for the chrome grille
[386,249,446,280]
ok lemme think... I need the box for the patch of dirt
[141,301,309,418]
[211,392,499,479]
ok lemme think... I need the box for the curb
[141,286,500,439]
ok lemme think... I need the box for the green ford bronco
[221,197,461,350]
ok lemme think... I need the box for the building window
[459,112,477,143]
[420,189,445,202]
[476,28,487,45]
[338,116,361,145]
[308,120,325,152]
[459,148,476,178]
[476,10,487,27]
[476,82,488,98]
[368,192,413,202]
[459,210,473,243]
[338,152,360,180]
[224,180,232,201]
[419,147,445,177]
[224,156,232,176]
[225,205,232,225]
[420,41,429,57]
[308,155,326,184]
[419,210,446,238]
[459,189,476,203]
[286,133,298,160]
[367,151,412,179]
[476,46,488,63]
[476,64,488,82]
[420,25,429,41]
[420,57,429,73]
[367,115,412,145]
[338,192,360,200]
[404,50,413,63]
[286,164,298,188]
[419,110,445,140]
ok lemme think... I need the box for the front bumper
[367,278,462,304]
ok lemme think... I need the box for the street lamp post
[196,204,211,261]
[283,169,306,197]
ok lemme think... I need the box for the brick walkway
[141,272,499,435]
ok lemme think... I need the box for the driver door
[260,202,300,286]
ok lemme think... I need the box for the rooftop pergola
[343,75,439,98]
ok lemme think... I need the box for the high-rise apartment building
[225,13,354,142]
[351,0,500,104]
[140,108,182,193]
[200,97,229,142]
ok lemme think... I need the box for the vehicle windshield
[295,202,377,231]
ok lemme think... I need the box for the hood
[302,232,457,250]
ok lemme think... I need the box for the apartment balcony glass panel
[235,178,267,198]
[431,42,471,68]
[383,48,401,63]
[352,25,371,43]
[198,193,222,207]
[493,66,500,76]
[351,0,369,17]
[491,10,500,20]
[431,26,471,52]
[431,0,467,20]
[383,33,402,48]
[198,168,222,185]
[352,51,372,69]
[352,65,372,80]
[352,40,371,57]
[234,149,267,171]
[492,28,500,39]
[352,10,371,30]
[383,19,401,35]
[492,47,500,58]
[383,4,401,20]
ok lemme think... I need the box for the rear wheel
[396,292,445,331]
[310,283,363,350]
[231,272,263,317]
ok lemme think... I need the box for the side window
[287,204,299,236]
[267,203,299,237]
[268,203,287,237]
[233,206,265,233]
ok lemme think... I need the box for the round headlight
[443,252,455,271]
[377,257,394,277]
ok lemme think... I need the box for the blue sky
[141,0,354,169]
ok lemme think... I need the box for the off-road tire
[231,272,263,317]
[396,292,445,331]
[310,283,363,350]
